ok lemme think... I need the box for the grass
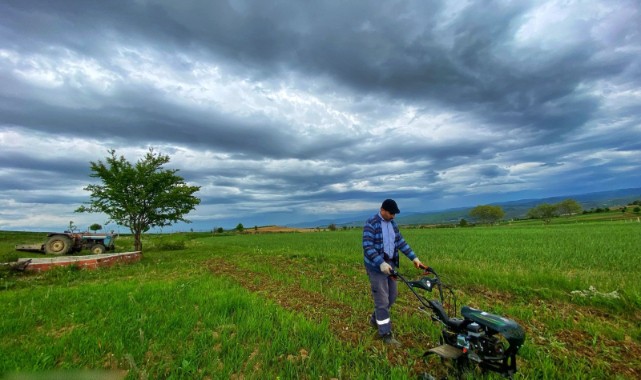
[1,220,640,379]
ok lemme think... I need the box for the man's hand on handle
[379,262,393,275]
[380,259,428,276]
[412,257,426,270]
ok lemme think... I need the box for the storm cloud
[1,0,639,230]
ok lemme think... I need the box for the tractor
[15,232,117,255]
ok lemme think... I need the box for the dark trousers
[366,265,397,336]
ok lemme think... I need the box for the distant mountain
[287,210,427,228]
[287,213,371,228]
[290,187,641,227]
[493,187,641,220]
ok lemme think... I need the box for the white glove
[379,262,393,275]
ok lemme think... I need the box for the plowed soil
[208,256,641,379]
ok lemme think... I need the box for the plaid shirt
[362,213,416,272]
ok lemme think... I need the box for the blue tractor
[16,232,117,255]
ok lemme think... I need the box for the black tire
[90,244,106,254]
[45,235,72,255]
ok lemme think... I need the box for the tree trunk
[134,231,143,253]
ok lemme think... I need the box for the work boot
[381,333,401,346]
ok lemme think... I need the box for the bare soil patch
[249,226,317,234]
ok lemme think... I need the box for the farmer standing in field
[363,199,425,346]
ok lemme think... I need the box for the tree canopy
[527,198,583,224]
[89,223,102,232]
[76,149,201,251]
[469,205,505,225]
[556,199,582,215]
[526,203,558,224]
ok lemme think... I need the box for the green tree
[217,227,224,233]
[556,199,582,216]
[469,205,505,225]
[236,223,244,232]
[76,148,201,252]
[527,203,558,224]
[89,223,102,232]
[328,223,337,231]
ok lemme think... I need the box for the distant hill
[288,213,372,229]
[400,187,641,225]
[290,187,641,228]
[494,187,641,218]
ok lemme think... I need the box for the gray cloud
[0,0,640,230]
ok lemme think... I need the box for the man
[362,198,424,346]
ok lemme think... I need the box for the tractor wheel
[90,244,106,254]
[45,235,72,255]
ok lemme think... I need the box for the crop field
[1,222,640,379]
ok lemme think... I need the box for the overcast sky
[1,0,640,232]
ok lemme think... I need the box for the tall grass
[181,223,641,311]
[0,265,404,379]
[1,222,640,379]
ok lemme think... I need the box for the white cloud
[0,0,639,230]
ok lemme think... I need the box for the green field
[1,221,640,379]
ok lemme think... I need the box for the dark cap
[381,199,400,214]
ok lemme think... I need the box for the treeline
[268,199,641,231]
[468,198,641,225]
[583,201,641,215]
[525,199,582,224]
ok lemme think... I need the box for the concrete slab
[16,251,142,272]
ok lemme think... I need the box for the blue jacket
[363,213,417,272]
